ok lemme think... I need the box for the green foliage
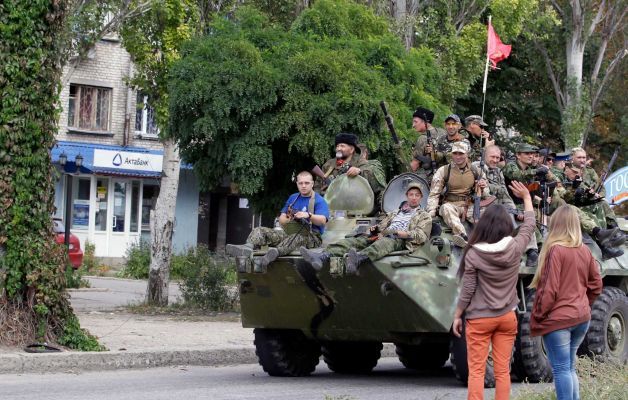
[81,240,97,271]
[168,1,450,213]
[119,240,152,279]
[178,246,237,311]
[64,265,90,289]
[57,314,106,352]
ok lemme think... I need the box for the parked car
[53,218,84,269]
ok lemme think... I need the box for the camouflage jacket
[427,163,490,216]
[502,161,561,207]
[560,166,603,204]
[480,164,515,210]
[434,132,471,168]
[377,207,432,251]
[317,153,384,195]
[411,127,446,170]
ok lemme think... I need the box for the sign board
[93,149,163,172]
[604,166,628,205]
[72,199,90,229]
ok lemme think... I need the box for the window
[68,84,111,132]
[135,93,159,137]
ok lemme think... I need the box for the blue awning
[51,140,184,179]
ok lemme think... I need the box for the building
[52,36,200,261]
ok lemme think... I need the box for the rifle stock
[595,147,620,194]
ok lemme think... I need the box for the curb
[0,344,398,375]
[0,348,257,375]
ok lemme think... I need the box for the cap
[405,182,424,194]
[451,141,469,154]
[554,151,571,162]
[412,107,435,124]
[464,115,488,127]
[335,133,359,149]
[445,114,461,123]
[538,148,557,158]
[515,143,539,153]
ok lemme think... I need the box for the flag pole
[481,15,491,120]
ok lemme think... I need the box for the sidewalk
[0,277,257,374]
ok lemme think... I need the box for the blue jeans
[542,321,590,400]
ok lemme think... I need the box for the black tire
[321,341,383,374]
[254,328,321,377]
[579,286,628,362]
[395,342,450,370]
[512,289,553,383]
[449,317,496,388]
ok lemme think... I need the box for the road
[2,359,542,400]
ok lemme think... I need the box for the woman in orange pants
[453,181,534,400]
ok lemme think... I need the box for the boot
[257,247,279,269]
[452,233,468,248]
[226,243,254,258]
[299,246,329,271]
[525,249,539,267]
[600,245,624,260]
[593,227,621,247]
[346,248,369,275]
[608,232,626,248]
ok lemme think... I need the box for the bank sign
[93,149,163,172]
[604,166,628,206]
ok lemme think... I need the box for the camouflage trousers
[327,236,406,261]
[439,201,482,236]
[247,227,322,256]
[550,198,605,234]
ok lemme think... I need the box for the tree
[120,0,198,306]
[168,0,450,213]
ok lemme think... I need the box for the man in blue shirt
[226,171,330,268]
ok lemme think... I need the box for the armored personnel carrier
[233,173,627,385]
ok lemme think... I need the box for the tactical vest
[443,163,478,202]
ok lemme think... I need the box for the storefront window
[131,181,140,232]
[71,177,90,230]
[142,183,159,231]
[95,178,109,232]
[113,181,127,232]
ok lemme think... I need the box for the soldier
[464,115,495,161]
[410,107,446,178]
[555,148,624,259]
[315,133,385,197]
[433,114,471,168]
[427,141,489,247]
[538,148,556,168]
[481,145,539,266]
[226,171,330,268]
[300,182,431,273]
[551,151,570,182]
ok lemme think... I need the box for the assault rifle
[595,146,620,194]
[379,101,406,173]
[472,136,485,223]
[311,165,332,190]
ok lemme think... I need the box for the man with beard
[300,182,431,274]
[226,171,330,268]
[315,133,385,197]
[409,107,446,178]
[464,115,495,161]
[554,147,624,259]
[427,142,489,248]
[433,114,471,168]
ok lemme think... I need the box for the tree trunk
[146,138,181,306]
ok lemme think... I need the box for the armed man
[226,171,330,268]
[300,182,431,274]
[409,107,446,178]
[427,141,490,248]
[481,144,539,266]
[551,151,570,182]
[433,114,471,168]
[554,147,624,259]
[464,115,495,161]
[314,133,385,197]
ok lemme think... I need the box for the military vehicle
[232,173,627,385]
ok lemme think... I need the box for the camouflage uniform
[466,133,492,162]
[316,153,385,196]
[326,207,432,261]
[434,131,471,168]
[481,164,516,210]
[427,162,489,236]
[411,127,446,180]
[247,226,322,256]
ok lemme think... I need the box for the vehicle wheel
[450,317,496,388]
[321,341,383,374]
[395,342,450,370]
[512,289,553,383]
[254,328,321,377]
[579,286,628,362]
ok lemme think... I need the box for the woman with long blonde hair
[529,205,602,400]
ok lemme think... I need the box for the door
[107,179,142,257]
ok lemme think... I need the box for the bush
[178,245,237,311]
[118,240,151,279]
[57,314,106,352]
[64,265,90,289]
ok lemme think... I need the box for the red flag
[487,22,511,69]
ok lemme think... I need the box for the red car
[53,218,84,269]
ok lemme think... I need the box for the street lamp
[59,153,83,247]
